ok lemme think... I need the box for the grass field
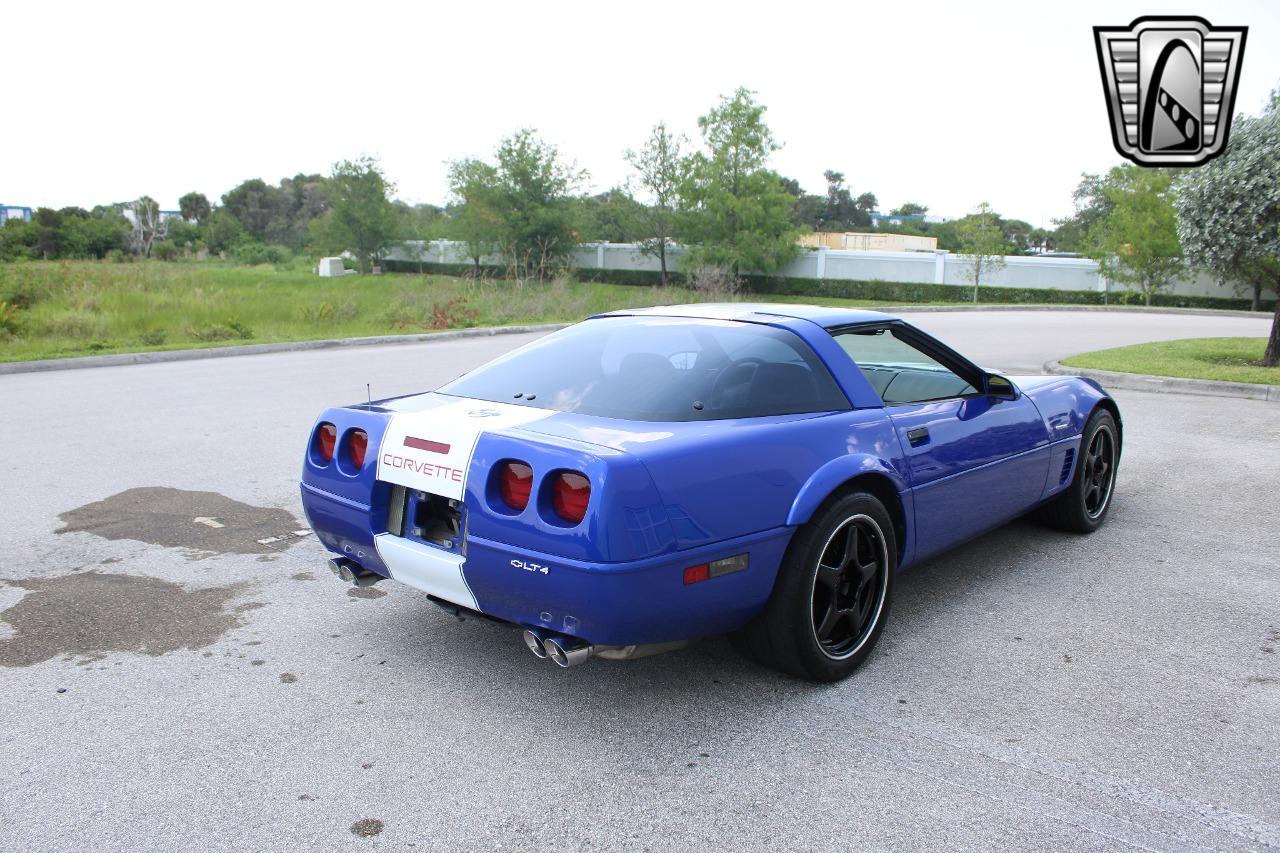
[1062,337,1279,385]
[0,260,941,363]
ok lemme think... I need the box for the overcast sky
[5,0,1278,227]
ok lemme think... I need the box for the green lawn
[0,260,939,363]
[1062,337,1279,385]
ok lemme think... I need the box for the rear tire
[733,491,896,682]
[1037,408,1119,534]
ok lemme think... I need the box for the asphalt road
[1,310,1277,852]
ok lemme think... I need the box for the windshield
[439,315,850,422]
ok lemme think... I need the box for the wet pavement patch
[56,487,303,557]
[347,587,387,600]
[0,572,248,668]
[350,819,384,838]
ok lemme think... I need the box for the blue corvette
[300,304,1121,681]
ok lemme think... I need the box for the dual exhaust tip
[327,557,382,588]
[523,628,593,668]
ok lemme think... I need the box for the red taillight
[499,461,533,510]
[314,423,336,463]
[552,471,591,524]
[348,429,368,468]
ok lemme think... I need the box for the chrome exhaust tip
[328,557,381,587]
[328,558,357,582]
[543,635,594,668]
[522,629,550,659]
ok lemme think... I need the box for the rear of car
[300,313,859,650]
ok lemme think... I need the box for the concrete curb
[0,323,571,377]
[1044,360,1280,403]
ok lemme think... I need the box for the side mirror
[984,372,1018,400]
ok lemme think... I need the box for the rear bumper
[303,479,795,647]
[374,526,794,647]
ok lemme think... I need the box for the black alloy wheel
[812,514,889,659]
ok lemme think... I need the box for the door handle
[907,427,930,447]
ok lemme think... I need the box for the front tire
[1038,408,1120,533]
[733,492,896,682]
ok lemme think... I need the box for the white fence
[387,240,1237,300]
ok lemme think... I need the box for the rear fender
[786,454,909,527]
[464,431,676,563]
[300,405,395,575]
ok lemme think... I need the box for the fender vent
[1059,449,1075,485]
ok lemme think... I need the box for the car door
[831,325,1052,561]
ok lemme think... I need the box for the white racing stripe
[374,396,555,608]
[377,397,554,500]
[374,533,477,608]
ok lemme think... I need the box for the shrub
[299,302,336,323]
[0,301,20,334]
[0,275,48,310]
[429,298,479,330]
[186,320,254,342]
[689,265,740,299]
[138,329,167,346]
[42,311,109,340]
[299,298,356,324]
[0,220,37,261]
[231,242,292,266]
[106,248,132,263]
[151,240,180,261]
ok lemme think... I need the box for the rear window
[439,316,850,422]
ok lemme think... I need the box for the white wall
[386,240,1240,300]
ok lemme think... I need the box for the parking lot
[1,309,1277,851]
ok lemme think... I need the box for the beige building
[799,231,938,253]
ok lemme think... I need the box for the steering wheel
[708,358,766,409]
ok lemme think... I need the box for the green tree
[0,219,37,260]
[574,188,643,244]
[890,202,928,217]
[1086,166,1183,306]
[203,207,246,254]
[814,172,875,231]
[999,219,1032,254]
[310,156,400,274]
[178,192,211,223]
[127,196,167,257]
[955,202,1010,301]
[784,177,825,232]
[1174,109,1280,365]
[679,87,800,277]
[445,157,503,276]
[273,174,330,248]
[492,129,586,280]
[626,122,686,284]
[221,179,280,241]
[75,211,129,258]
[32,208,65,258]
[1052,173,1115,253]
[396,201,444,241]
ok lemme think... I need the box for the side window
[833,328,977,404]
